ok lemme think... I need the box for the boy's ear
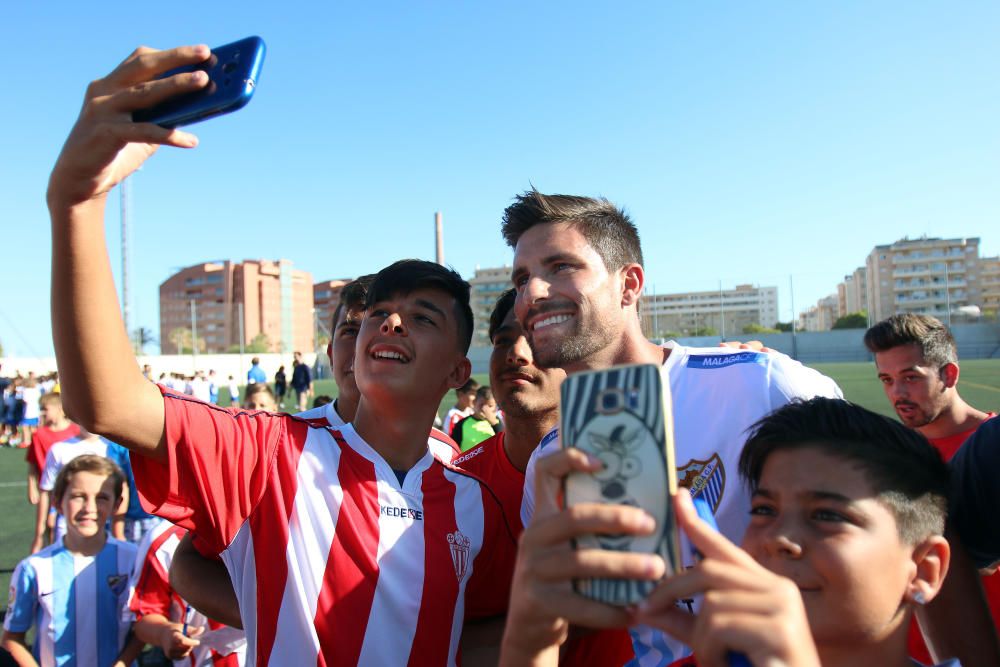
[447,357,473,391]
[907,535,951,605]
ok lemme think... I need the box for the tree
[168,327,205,354]
[132,327,157,354]
[689,326,718,337]
[742,323,780,335]
[774,321,794,332]
[832,311,868,330]
[246,333,271,353]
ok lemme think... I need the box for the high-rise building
[160,260,315,354]
[642,284,779,338]
[865,237,983,323]
[982,256,1000,316]
[468,266,512,347]
[800,294,840,332]
[836,267,868,318]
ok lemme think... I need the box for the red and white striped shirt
[127,519,246,666]
[132,388,515,666]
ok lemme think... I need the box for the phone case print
[561,363,681,605]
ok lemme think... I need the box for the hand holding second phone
[47,45,211,210]
[633,490,820,667]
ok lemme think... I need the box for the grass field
[3,359,998,616]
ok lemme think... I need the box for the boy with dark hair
[503,398,956,667]
[3,454,141,667]
[46,45,513,665]
[503,189,842,665]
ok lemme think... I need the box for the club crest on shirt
[107,573,128,596]
[676,453,726,513]
[447,530,471,581]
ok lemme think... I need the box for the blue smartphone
[133,36,266,128]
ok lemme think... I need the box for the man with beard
[864,313,997,663]
[497,190,842,667]
[865,314,994,460]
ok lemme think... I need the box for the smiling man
[498,190,842,667]
[46,44,514,666]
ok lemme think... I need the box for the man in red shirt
[25,393,79,506]
[48,44,514,666]
[864,313,996,663]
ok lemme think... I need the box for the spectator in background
[226,376,240,407]
[189,371,212,404]
[290,351,312,412]
[274,365,287,408]
[242,383,278,411]
[25,393,80,505]
[246,357,266,385]
[865,313,997,663]
[444,378,480,436]
[208,369,219,405]
[451,386,503,452]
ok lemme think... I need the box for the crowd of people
[1,43,999,667]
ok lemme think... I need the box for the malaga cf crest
[676,453,726,513]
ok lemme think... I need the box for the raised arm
[47,45,210,459]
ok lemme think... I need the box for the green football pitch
[3,359,998,615]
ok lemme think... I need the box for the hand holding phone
[133,36,266,128]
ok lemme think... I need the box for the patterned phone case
[561,363,681,605]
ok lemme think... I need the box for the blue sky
[2,2,998,358]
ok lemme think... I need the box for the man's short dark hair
[366,260,474,354]
[489,289,517,343]
[739,397,949,544]
[332,274,376,330]
[501,189,644,272]
[863,314,958,368]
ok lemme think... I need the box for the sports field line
[0,481,25,488]
[963,381,1000,394]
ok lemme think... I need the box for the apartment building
[468,266,512,347]
[314,279,353,336]
[799,294,840,332]
[641,284,779,338]
[160,260,315,354]
[836,267,868,317]
[982,256,1000,315]
[865,237,983,323]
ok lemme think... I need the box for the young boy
[25,393,80,505]
[3,455,141,667]
[451,386,503,452]
[444,379,480,436]
[501,397,955,667]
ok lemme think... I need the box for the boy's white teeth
[374,350,407,362]
[535,314,571,330]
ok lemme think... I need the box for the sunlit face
[354,288,469,404]
[488,306,565,420]
[742,447,917,645]
[874,344,951,429]
[331,305,363,410]
[511,222,624,370]
[40,401,66,427]
[59,471,118,540]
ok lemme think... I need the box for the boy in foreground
[3,455,141,667]
[503,398,956,667]
[47,44,514,665]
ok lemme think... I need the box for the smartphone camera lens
[223,62,237,74]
